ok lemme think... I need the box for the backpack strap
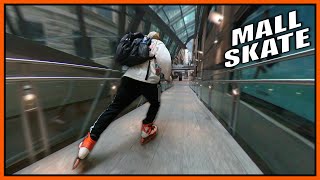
[145,60,151,80]
[145,39,159,80]
[145,56,156,80]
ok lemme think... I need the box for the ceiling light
[209,12,224,25]
[232,88,240,96]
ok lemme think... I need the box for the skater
[73,32,172,169]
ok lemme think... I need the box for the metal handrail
[205,48,314,78]
[6,76,121,82]
[195,79,314,86]
[6,58,121,73]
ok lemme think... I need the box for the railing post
[208,84,213,110]
[79,71,112,137]
[32,83,50,156]
[230,83,240,136]
[19,82,36,163]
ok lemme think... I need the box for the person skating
[73,32,172,169]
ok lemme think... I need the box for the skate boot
[72,132,96,169]
[140,123,158,145]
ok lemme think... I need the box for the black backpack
[115,32,154,67]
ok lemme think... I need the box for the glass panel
[5,5,177,174]
[150,24,159,32]
[90,37,117,62]
[184,11,195,25]
[190,79,315,174]
[5,6,19,34]
[239,55,314,80]
[125,15,132,32]
[162,34,169,44]
[169,42,176,53]
[181,5,193,12]
[5,5,123,67]
[182,6,197,14]
[201,83,232,125]
[149,5,158,11]
[235,5,315,134]
[186,24,195,35]
[240,83,314,125]
[126,6,136,16]
[83,7,119,64]
[158,9,169,23]
[193,5,315,174]
[166,42,172,51]
[236,83,314,174]
[137,20,144,33]
[163,6,181,19]
[5,78,121,171]
[142,20,151,34]
[170,25,176,33]
[181,36,188,43]
[5,82,25,169]
[178,30,187,40]
[149,5,163,12]
[171,46,177,55]
[166,39,172,48]
[84,6,114,22]
[6,6,80,54]
[109,5,120,11]
[172,19,184,32]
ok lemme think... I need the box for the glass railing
[190,49,315,174]
[5,58,173,174]
[6,5,178,174]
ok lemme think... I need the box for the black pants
[89,76,160,140]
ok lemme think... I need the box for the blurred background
[5,5,315,174]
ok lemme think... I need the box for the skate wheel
[140,132,157,145]
[72,158,81,170]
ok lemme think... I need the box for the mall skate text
[224,10,311,68]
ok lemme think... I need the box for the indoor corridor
[5,4,315,175]
[15,81,262,174]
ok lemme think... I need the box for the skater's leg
[89,77,141,140]
[141,83,161,124]
[74,77,141,167]
[139,83,160,145]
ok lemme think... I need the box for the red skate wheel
[72,158,81,170]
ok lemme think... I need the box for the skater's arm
[156,43,172,81]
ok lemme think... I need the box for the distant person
[73,32,172,168]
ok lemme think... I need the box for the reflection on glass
[232,5,315,141]
[239,83,314,141]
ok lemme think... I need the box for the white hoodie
[123,39,172,84]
